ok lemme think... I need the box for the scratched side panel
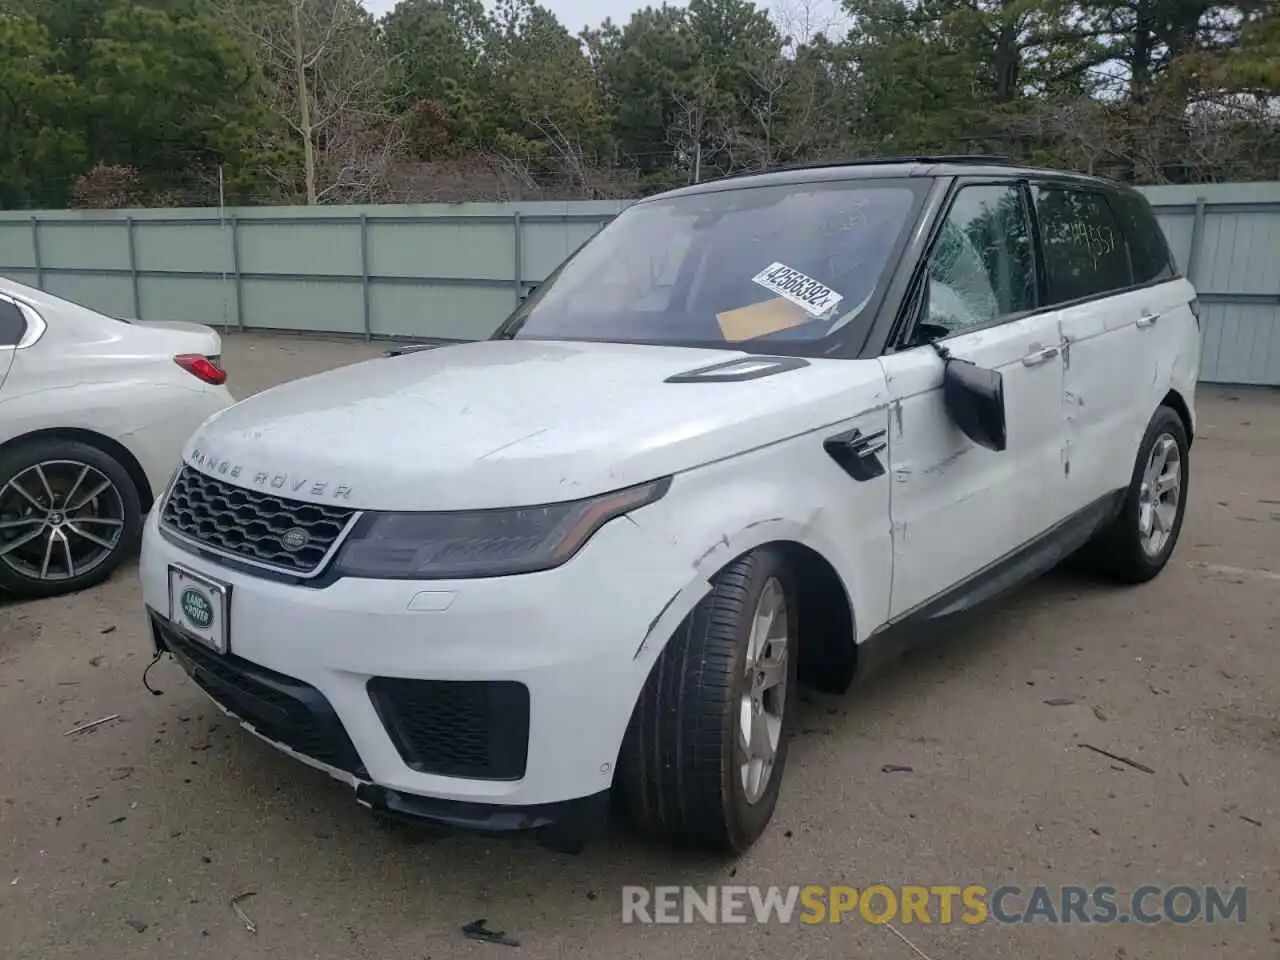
[879,315,1061,618]
[623,363,896,647]
[1059,289,1146,515]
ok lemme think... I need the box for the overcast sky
[359,0,683,33]
[360,0,846,37]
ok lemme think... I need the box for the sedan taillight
[174,353,227,386]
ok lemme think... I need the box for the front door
[879,181,1064,619]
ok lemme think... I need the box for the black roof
[645,155,1121,203]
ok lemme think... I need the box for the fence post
[1186,197,1207,285]
[360,214,372,341]
[230,215,245,330]
[30,217,43,289]
[126,217,141,320]
[512,210,523,307]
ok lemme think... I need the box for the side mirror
[911,322,951,347]
[943,357,1007,452]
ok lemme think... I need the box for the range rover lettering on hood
[189,448,354,501]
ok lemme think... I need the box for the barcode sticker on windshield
[751,262,844,318]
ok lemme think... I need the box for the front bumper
[149,608,609,846]
[139,502,690,829]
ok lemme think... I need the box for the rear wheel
[1082,405,1189,583]
[618,547,799,854]
[0,439,142,598]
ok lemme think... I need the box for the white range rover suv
[140,158,1200,853]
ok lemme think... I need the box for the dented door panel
[878,313,1065,618]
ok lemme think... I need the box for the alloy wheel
[1137,433,1181,558]
[0,460,127,581]
[737,576,790,805]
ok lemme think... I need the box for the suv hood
[184,339,879,511]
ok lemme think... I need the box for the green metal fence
[0,200,627,342]
[1,184,1278,384]
[1140,183,1280,387]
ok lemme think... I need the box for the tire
[0,439,143,598]
[617,547,799,854]
[1083,405,1190,584]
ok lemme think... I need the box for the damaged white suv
[140,157,1200,853]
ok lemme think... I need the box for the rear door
[879,180,1063,618]
[1031,183,1172,514]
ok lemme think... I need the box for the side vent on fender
[665,356,810,383]
[824,428,888,482]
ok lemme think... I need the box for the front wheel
[1083,405,1190,583]
[617,547,799,854]
[0,439,143,598]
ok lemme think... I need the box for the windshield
[497,178,925,355]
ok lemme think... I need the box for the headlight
[331,477,671,580]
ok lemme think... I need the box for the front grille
[161,465,355,575]
[152,612,365,776]
[367,678,530,781]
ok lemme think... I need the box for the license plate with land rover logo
[168,565,230,654]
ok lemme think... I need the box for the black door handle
[824,428,888,482]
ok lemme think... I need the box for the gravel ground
[1,332,1276,960]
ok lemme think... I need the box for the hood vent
[665,356,809,383]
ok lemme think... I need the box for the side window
[1109,191,1176,284]
[1033,186,1134,304]
[920,184,1035,338]
[0,298,27,347]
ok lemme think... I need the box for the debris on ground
[63,715,120,736]
[881,764,914,774]
[125,919,148,933]
[462,919,519,947]
[1179,772,1190,787]
[1044,698,1076,706]
[1079,743,1155,774]
[230,891,258,934]
[1240,815,1262,827]
[101,626,117,635]
[1093,707,1108,721]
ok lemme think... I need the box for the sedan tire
[0,439,143,598]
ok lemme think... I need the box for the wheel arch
[0,428,155,512]
[638,534,860,697]
[772,541,858,694]
[1161,388,1194,447]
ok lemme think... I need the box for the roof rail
[813,154,1018,167]
[708,154,1021,183]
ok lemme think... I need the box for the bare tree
[668,71,728,184]
[771,0,849,51]
[222,0,403,204]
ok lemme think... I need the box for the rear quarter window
[0,298,27,347]
[1032,186,1134,304]
[1109,190,1177,284]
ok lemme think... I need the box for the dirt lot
[1,332,1276,960]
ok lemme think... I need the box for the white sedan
[0,277,233,598]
